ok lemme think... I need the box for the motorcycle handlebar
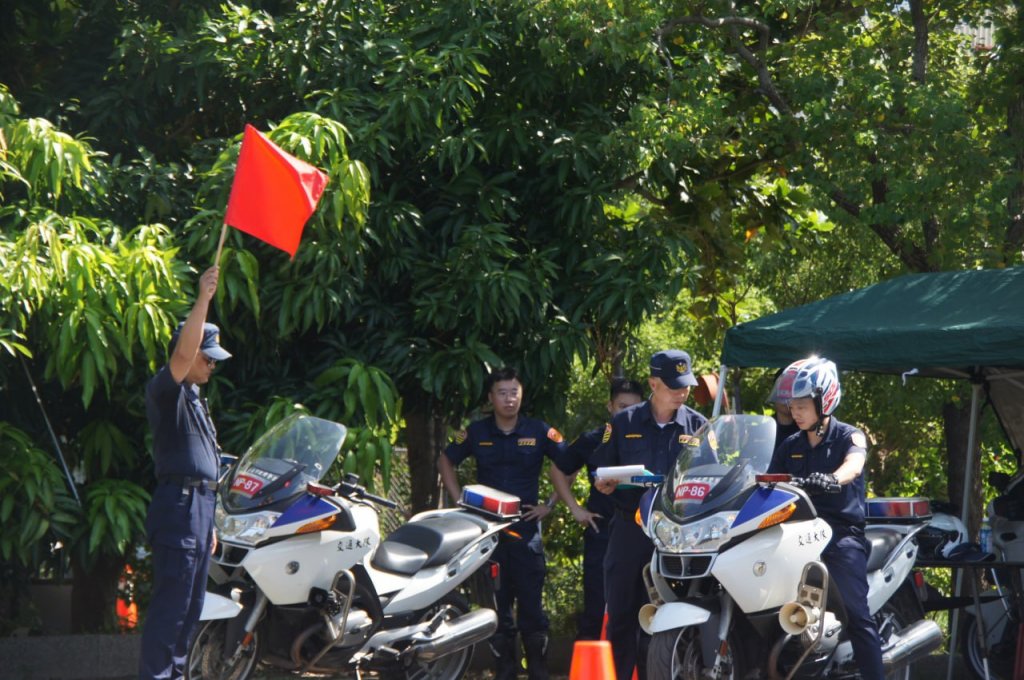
[788,476,842,495]
[336,481,399,509]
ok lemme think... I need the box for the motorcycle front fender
[648,601,712,634]
[199,591,243,621]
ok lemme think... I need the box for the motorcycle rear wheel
[186,619,261,680]
[401,594,475,680]
[960,613,1015,680]
[647,627,750,680]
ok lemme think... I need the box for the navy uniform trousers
[604,513,654,680]
[493,531,549,636]
[578,517,610,640]
[822,528,885,680]
[139,483,216,680]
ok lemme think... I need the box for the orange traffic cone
[569,640,617,680]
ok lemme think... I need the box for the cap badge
[676,362,687,374]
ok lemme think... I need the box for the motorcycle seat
[372,541,431,575]
[373,516,484,575]
[864,527,903,572]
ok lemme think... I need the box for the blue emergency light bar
[460,484,521,519]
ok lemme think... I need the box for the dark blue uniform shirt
[445,415,566,538]
[556,426,615,520]
[145,366,219,481]
[774,419,800,453]
[768,417,868,528]
[592,401,708,513]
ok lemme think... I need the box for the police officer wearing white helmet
[767,357,884,680]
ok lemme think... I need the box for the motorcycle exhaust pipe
[778,601,821,636]
[413,608,498,661]
[638,603,659,635]
[881,619,944,672]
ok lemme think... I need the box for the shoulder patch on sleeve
[454,429,467,445]
[601,423,612,444]
[851,432,867,449]
[547,427,564,444]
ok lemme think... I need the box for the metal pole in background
[712,364,729,417]
[20,356,81,507]
[946,381,984,680]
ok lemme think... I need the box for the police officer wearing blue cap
[594,350,708,680]
[768,357,884,680]
[551,378,645,640]
[438,367,567,680]
[140,266,231,680]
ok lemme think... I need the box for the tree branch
[614,171,671,207]
[827,187,935,272]
[909,0,929,84]
[1005,80,1024,260]
[658,14,793,117]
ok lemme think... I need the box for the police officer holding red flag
[594,350,707,680]
[140,266,231,680]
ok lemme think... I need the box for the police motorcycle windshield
[658,414,776,521]
[222,414,346,513]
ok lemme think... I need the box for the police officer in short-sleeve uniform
[438,367,567,680]
[593,351,707,680]
[768,357,884,680]
[139,266,231,680]
[550,378,645,640]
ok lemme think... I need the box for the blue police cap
[649,349,697,389]
[169,322,232,361]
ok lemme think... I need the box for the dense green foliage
[1,0,1021,635]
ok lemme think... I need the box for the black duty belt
[160,475,218,491]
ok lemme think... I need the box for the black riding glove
[805,472,839,494]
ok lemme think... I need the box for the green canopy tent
[718,265,1024,481]
[715,266,1024,679]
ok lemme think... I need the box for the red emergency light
[460,485,521,519]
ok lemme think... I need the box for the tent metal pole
[712,364,728,417]
[946,381,983,680]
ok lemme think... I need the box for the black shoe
[489,633,519,680]
[522,632,549,680]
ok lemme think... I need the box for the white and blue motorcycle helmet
[919,512,967,559]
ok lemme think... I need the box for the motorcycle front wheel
[186,619,261,680]
[401,594,475,680]
[647,627,750,680]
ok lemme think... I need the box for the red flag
[223,124,330,257]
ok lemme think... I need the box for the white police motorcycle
[188,413,520,680]
[638,414,944,679]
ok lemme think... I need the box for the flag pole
[215,222,228,265]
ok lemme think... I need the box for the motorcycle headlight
[215,507,281,545]
[650,511,734,554]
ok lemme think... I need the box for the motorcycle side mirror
[989,471,1011,493]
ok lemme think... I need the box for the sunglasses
[201,354,217,368]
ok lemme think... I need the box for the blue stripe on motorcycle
[732,487,798,527]
[272,495,337,526]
